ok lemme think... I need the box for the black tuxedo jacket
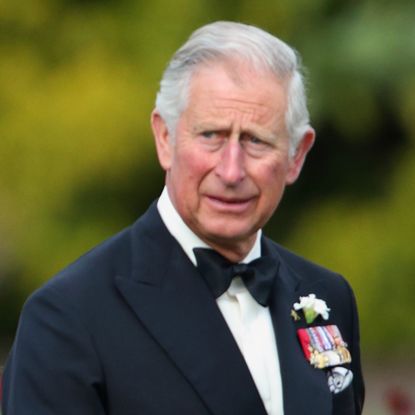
[2,202,364,414]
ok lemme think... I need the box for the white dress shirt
[157,188,284,415]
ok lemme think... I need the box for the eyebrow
[193,123,279,143]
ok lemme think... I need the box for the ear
[285,127,315,185]
[151,110,173,171]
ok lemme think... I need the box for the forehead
[185,61,288,125]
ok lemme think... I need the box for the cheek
[181,148,213,179]
[256,160,288,200]
[258,159,286,186]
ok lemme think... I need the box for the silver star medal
[327,367,353,394]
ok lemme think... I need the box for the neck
[157,187,260,264]
[199,235,257,263]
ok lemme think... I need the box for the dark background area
[1,0,414,412]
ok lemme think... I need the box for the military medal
[297,325,352,369]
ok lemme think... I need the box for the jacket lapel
[114,205,266,415]
[264,238,332,415]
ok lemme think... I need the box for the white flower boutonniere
[293,294,330,324]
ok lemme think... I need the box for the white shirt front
[157,188,284,415]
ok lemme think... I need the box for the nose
[215,139,246,185]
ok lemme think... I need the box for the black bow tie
[193,248,278,307]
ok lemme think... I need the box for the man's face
[152,61,314,257]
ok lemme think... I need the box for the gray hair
[155,21,311,154]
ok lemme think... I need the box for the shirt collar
[157,187,262,266]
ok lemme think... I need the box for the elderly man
[1,21,364,414]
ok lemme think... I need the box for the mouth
[205,195,256,213]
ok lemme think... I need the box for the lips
[205,194,256,213]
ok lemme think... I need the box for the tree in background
[1,0,414,361]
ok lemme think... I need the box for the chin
[201,224,255,244]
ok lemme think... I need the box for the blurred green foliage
[0,0,414,360]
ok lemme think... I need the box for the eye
[201,131,216,139]
[241,133,272,156]
[200,130,226,144]
[242,133,267,147]
[198,130,224,150]
[248,136,263,145]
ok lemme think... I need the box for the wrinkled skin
[152,60,314,261]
